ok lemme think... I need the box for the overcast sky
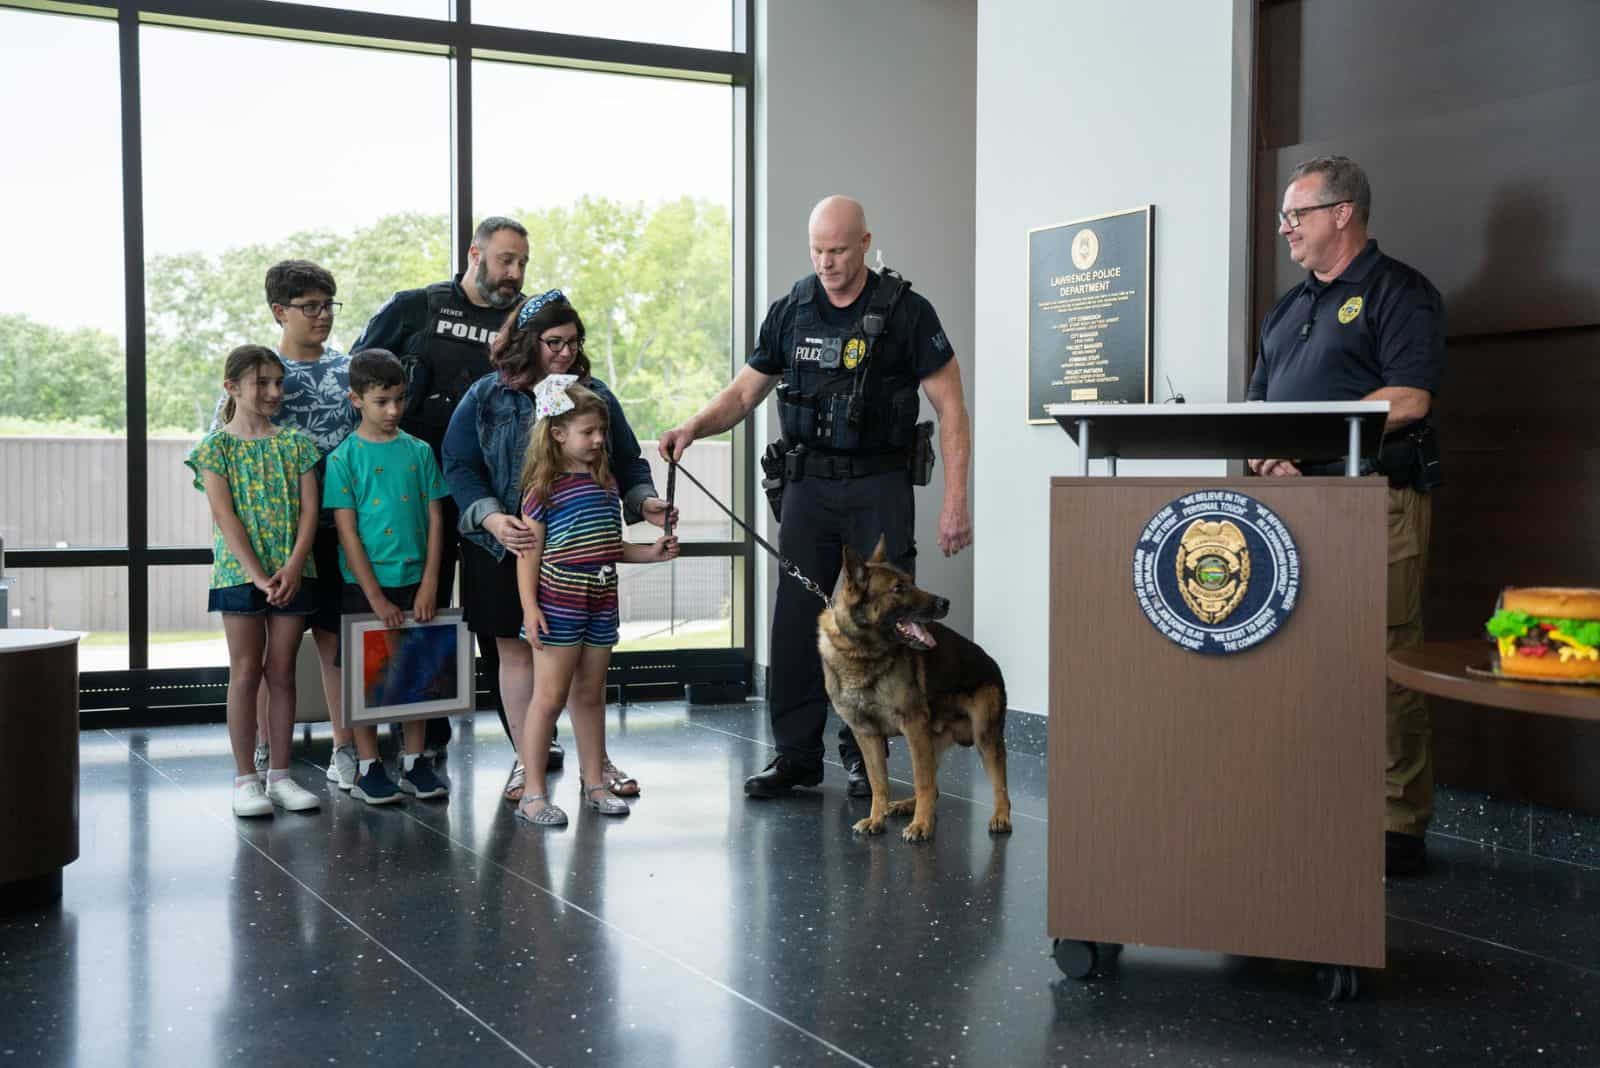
[0,4,733,337]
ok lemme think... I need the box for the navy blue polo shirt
[1247,240,1445,404]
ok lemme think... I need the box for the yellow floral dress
[185,428,321,589]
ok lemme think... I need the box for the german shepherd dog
[818,536,1011,842]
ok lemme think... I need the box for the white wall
[755,1,978,672]
[973,0,1254,713]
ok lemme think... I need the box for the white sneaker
[266,775,321,812]
[326,744,358,791]
[233,778,273,818]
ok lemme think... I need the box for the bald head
[807,195,873,305]
[809,195,867,237]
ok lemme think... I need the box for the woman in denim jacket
[443,290,670,802]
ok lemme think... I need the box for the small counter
[0,629,84,911]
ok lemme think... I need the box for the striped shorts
[533,560,620,648]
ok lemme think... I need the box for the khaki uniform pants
[1386,486,1432,836]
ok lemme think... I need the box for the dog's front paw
[885,798,916,818]
[852,816,885,836]
[988,811,1013,834]
[901,819,934,842]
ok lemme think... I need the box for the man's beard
[475,262,519,309]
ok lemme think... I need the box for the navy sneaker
[350,761,403,806]
[400,755,449,800]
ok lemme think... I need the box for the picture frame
[1026,204,1154,422]
[341,609,474,725]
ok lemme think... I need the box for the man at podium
[1246,155,1446,877]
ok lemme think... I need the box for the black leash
[669,460,832,606]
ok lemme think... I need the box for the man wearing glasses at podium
[1246,155,1446,878]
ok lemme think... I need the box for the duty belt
[788,450,908,480]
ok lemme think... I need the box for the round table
[1387,639,1600,722]
[0,629,83,911]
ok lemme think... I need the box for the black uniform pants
[770,469,916,767]
[421,496,461,750]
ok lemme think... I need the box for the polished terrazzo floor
[2,702,1597,1067]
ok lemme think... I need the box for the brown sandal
[602,757,640,797]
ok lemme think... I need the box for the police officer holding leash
[659,195,973,799]
[1248,156,1445,877]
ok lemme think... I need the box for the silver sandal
[581,781,630,816]
[514,793,567,827]
[503,759,527,802]
[601,758,640,797]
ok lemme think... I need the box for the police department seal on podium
[1132,490,1300,655]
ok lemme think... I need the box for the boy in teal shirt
[324,348,453,804]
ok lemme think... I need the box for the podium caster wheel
[1052,939,1098,980]
[1317,965,1360,1002]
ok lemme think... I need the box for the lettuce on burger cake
[1485,587,1600,682]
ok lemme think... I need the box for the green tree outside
[0,198,732,439]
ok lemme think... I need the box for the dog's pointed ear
[868,534,888,564]
[841,544,867,589]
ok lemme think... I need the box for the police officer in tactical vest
[660,195,974,799]
[351,216,549,764]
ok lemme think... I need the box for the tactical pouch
[760,438,789,521]
[775,383,813,443]
[887,386,920,448]
[910,420,935,486]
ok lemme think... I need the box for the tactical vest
[775,270,920,453]
[399,280,509,450]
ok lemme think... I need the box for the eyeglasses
[540,336,582,354]
[1277,201,1349,230]
[282,300,342,318]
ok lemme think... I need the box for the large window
[139,26,452,667]
[473,59,736,650]
[0,8,127,662]
[473,1,738,52]
[0,1,752,718]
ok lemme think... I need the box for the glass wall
[0,1,752,716]
[0,9,125,550]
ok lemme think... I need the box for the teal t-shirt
[322,430,450,587]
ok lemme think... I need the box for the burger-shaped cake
[1486,587,1600,682]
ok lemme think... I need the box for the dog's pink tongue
[905,621,936,647]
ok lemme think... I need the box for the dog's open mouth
[894,620,937,650]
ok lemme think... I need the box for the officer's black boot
[839,742,871,798]
[1385,831,1427,877]
[744,755,824,799]
[549,724,565,770]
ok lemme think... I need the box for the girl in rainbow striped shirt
[513,376,678,827]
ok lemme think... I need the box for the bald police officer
[659,195,973,799]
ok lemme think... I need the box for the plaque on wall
[1027,205,1153,422]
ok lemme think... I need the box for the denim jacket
[442,372,657,561]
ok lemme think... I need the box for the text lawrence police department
[1050,266,1123,296]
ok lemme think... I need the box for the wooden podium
[1044,402,1390,999]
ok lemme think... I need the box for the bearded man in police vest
[659,195,974,800]
[351,216,531,764]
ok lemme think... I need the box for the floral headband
[516,288,566,330]
[533,373,580,422]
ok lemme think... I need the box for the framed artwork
[341,610,474,725]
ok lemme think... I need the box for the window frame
[1,0,756,723]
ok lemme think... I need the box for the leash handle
[664,461,677,538]
[672,461,830,606]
